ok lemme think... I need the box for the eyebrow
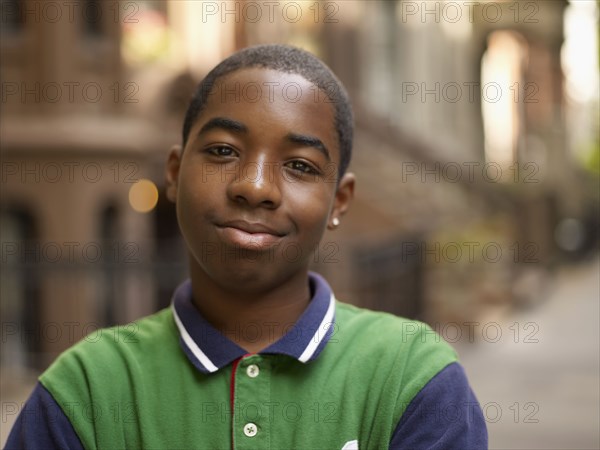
[285,133,331,161]
[197,117,331,161]
[197,117,248,136]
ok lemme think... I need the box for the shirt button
[243,422,258,437]
[246,364,259,378]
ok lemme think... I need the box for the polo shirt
[6,271,487,449]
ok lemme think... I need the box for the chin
[213,264,282,294]
[196,253,304,295]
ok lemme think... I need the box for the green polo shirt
[8,272,487,449]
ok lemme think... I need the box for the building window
[481,30,528,170]
[83,0,103,38]
[99,203,119,325]
[1,0,24,34]
[353,235,424,319]
[0,207,41,371]
[153,189,187,311]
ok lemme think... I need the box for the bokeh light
[128,179,159,213]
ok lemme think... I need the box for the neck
[188,260,312,353]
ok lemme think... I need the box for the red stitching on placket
[230,353,254,450]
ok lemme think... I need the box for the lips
[219,220,284,236]
[215,220,286,250]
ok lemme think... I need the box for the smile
[215,220,285,250]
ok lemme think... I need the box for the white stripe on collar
[171,303,219,373]
[298,293,336,363]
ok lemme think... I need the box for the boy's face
[166,68,354,293]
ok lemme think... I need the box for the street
[458,256,600,449]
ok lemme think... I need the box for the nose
[226,159,282,209]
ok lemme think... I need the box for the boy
[6,45,487,449]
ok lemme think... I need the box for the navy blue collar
[171,271,336,374]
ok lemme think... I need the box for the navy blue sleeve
[389,362,487,450]
[5,382,84,450]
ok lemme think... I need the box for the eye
[286,160,319,175]
[206,145,237,157]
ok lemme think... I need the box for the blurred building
[1,0,597,374]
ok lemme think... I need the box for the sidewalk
[458,256,600,449]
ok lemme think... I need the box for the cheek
[178,162,220,206]
[288,186,332,238]
[176,169,216,233]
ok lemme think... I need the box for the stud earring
[332,217,340,227]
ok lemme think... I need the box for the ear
[165,144,182,203]
[327,172,355,230]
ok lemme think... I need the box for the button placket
[232,355,271,449]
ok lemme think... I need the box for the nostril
[227,173,282,209]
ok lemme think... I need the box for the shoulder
[390,361,488,448]
[46,307,174,364]
[39,307,176,399]
[33,308,179,448]
[330,301,478,445]
[335,300,457,361]
[334,301,459,400]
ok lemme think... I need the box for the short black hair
[182,44,353,179]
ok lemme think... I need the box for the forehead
[196,68,339,155]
